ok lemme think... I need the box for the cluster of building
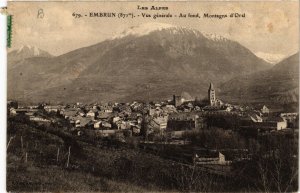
[7,83,299,167]
[8,83,298,140]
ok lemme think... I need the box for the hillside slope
[220,53,299,111]
[6,115,161,192]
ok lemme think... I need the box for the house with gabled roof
[261,105,269,114]
[86,109,98,118]
[74,116,94,128]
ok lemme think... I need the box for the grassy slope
[7,166,148,192]
[6,117,158,192]
[7,114,235,192]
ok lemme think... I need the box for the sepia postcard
[5,1,299,192]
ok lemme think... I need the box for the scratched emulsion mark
[7,15,12,48]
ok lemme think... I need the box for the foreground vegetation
[7,114,298,192]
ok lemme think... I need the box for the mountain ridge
[8,45,53,65]
[220,52,299,111]
[8,23,272,104]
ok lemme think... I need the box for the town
[7,83,298,192]
[8,83,298,157]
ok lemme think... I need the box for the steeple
[209,82,214,91]
[208,82,216,106]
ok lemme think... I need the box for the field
[7,114,228,192]
[7,113,298,192]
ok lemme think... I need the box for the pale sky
[8,1,299,57]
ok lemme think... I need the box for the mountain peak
[8,24,271,103]
[17,45,41,56]
[112,22,229,43]
[203,33,228,42]
[112,22,176,39]
[8,45,53,65]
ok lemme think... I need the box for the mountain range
[220,52,299,111]
[8,22,297,110]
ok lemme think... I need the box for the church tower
[208,83,216,106]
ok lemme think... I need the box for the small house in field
[95,129,116,137]
[194,152,232,165]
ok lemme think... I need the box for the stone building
[208,83,216,106]
[173,95,182,107]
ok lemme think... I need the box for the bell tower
[208,83,216,106]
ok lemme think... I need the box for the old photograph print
[6,1,299,192]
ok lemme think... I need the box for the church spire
[208,82,216,106]
[209,82,214,91]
